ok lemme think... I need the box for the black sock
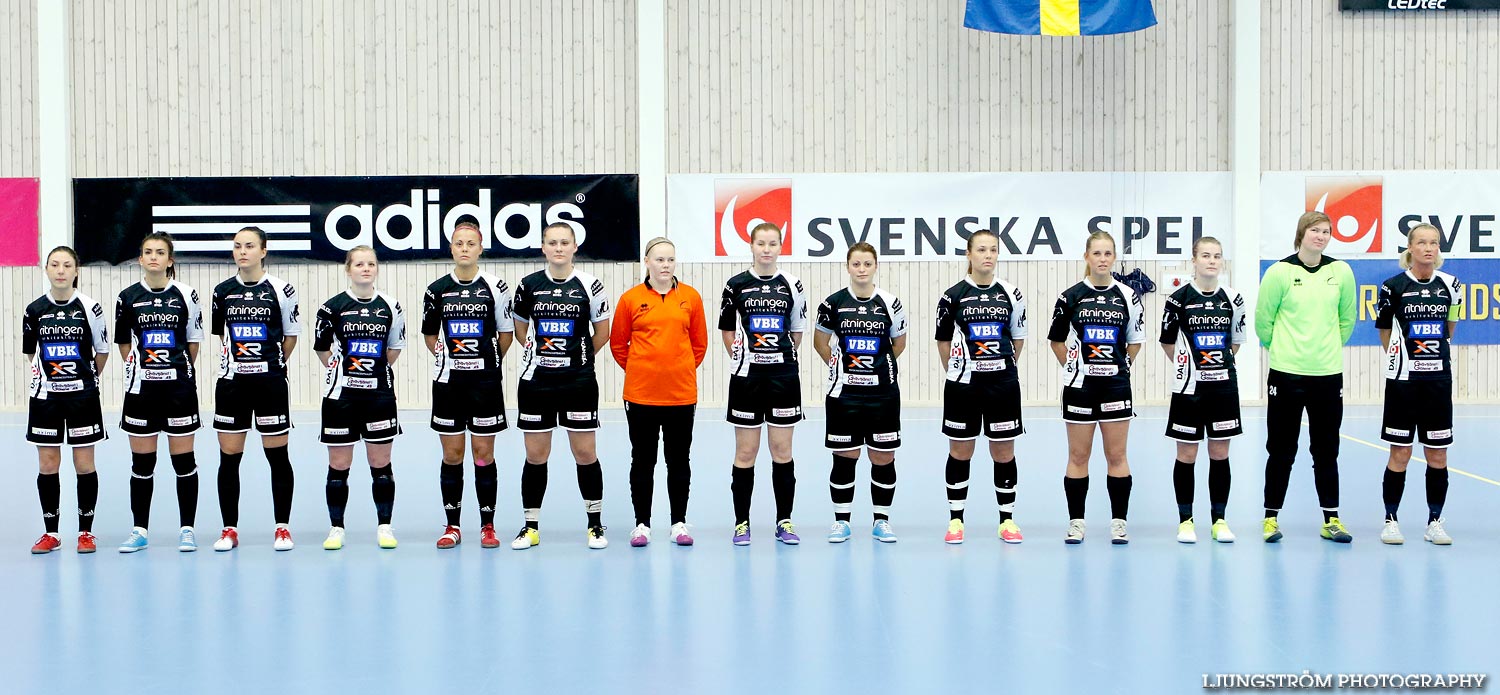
[1173,460,1193,522]
[1107,474,1132,520]
[130,451,156,528]
[265,445,295,526]
[77,471,98,532]
[371,466,395,525]
[994,458,1017,522]
[170,452,198,528]
[218,451,244,528]
[521,461,548,529]
[946,455,970,521]
[772,459,796,522]
[578,461,604,528]
[439,463,464,527]
[475,462,498,526]
[829,454,857,522]
[731,466,754,524]
[1382,466,1404,521]
[325,467,350,527]
[38,473,61,534]
[1064,475,1088,520]
[1208,458,1230,522]
[1426,466,1448,523]
[871,460,896,522]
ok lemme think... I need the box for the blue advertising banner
[1259,258,1500,345]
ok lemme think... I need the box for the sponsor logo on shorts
[751,353,785,364]
[771,407,799,418]
[124,416,148,426]
[344,377,377,390]
[324,427,350,435]
[1067,405,1092,415]
[167,416,195,427]
[1172,423,1197,434]
[943,419,966,429]
[1427,428,1452,439]
[433,416,456,426]
[1211,419,1239,431]
[844,374,878,386]
[368,419,397,431]
[872,432,898,443]
[256,415,285,426]
[235,362,270,374]
[519,413,543,422]
[214,414,236,423]
[1384,427,1411,437]
[31,427,58,436]
[1411,360,1442,372]
[731,409,755,419]
[473,416,498,427]
[68,425,99,437]
[828,434,852,443]
[565,411,595,421]
[991,420,1020,432]
[1085,364,1119,377]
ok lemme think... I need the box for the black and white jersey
[1375,270,1463,382]
[115,281,205,394]
[1160,282,1247,395]
[510,269,610,381]
[211,274,300,381]
[22,292,110,400]
[933,277,1028,384]
[1046,279,1145,389]
[313,291,406,399]
[422,271,514,385]
[718,270,808,378]
[816,287,908,399]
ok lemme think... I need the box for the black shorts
[1381,379,1454,448]
[28,396,107,447]
[321,395,401,445]
[517,376,599,432]
[726,374,803,428]
[121,385,200,437]
[942,376,1024,441]
[1061,384,1134,424]
[1165,389,1243,442]
[432,381,508,435]
[826,395,901,451]
[213,377,292,435]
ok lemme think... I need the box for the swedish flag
[964,0,1157,36]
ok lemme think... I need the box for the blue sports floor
[4,405,1498,694]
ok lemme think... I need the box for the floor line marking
[1335,429,1500,488]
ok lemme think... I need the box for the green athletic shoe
[1262,517,1283,543]
[1211,519,1236,543]
[1320,517,1353,543]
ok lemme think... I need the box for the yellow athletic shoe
[1320,517,1353,543]
[997,519,1023,544]
[1211,519,1236,543]
[1262,517,1282,543]
[376,524,398,549]
[511,527,540,550]
[322,527,345,551]
[944,519,965,544]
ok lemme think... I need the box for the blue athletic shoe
[872,519,898,543]
[827,520,852,543]
[178,527,198,552]
[118,528,149,553]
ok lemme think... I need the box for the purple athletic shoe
[775,521,800,545]
[732,522,751,546]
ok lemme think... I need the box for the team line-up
[23,211,1463,554]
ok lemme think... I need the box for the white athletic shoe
[322,527,345,551]
[587,525,609,549]
[212,527,238,552]
[1380,519,1405,545]
[1176,519,1197,544]
[273,526,294,551]
[1064,519,1086,544]
[1423,518,1453,546]
[1109,519,1129,545]
[377,524,398,549]
[629,524,651,548]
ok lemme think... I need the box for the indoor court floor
[4,404,1497,694]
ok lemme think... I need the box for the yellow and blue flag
[964,0,1157,36]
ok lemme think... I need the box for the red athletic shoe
[479,524,500,549]
[31,534,61,554]
[77,532,97,554]
[436,525,462,549]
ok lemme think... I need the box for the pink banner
[0,178,39,266]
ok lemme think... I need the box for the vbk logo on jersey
[1306,176,1383,254]
[536,319,574,337]
[447,320,484,338]
[968,322,1005,340]
[1409,321,1444,338]
[230,323,268,340]
[1083,325,1118,342]
[844,336,881,355]
[348,339,384,357]
[1193,332,1227,350]
[749,315,785,333]
[143,330,176,348]
[43,343,82,360]
[714,178,792,257]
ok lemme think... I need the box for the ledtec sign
[72,175,641,264]
[669,172,1233,263]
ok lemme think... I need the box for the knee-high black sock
[474,461,498,526]
[578,461,604,527]
[1064,475,1088,520]
[217,451,243,528]
[1107,474,1132,520]
[870,460,896,522]
[265,445,294,526]
[38,473,61,534]
[1426,466,1448,523]
[326,467,350,527]
[130,451,156,529]
[946,455,970,521]
[772,459,796,522]
[829,454,857,522]
[994,458,1017,522]
[170,452,198,528]
[1208,458,1230,522]
[731,466,754,524]
[1382,466,1405,521]
[1173,460,1194,522]
[77,471,98,533]
[371,466,395,525]
[439,463,464,527]
[521,461,548,529]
